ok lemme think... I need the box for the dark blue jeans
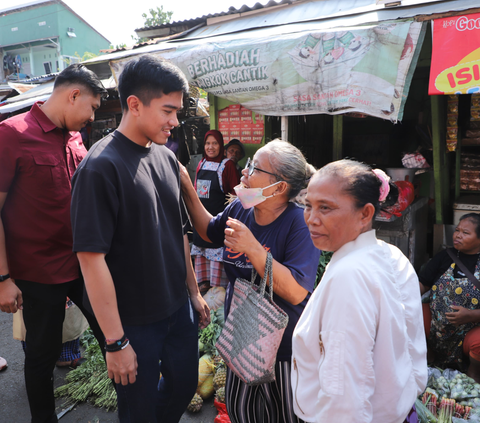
[116,299,199,423]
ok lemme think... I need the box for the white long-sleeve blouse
[291,230,427,423]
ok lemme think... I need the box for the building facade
[1,0,110,81]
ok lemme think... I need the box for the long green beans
[55,329,117,411]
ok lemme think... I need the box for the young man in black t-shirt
[71,56,210,423]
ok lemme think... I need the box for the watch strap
[0,274,10,282]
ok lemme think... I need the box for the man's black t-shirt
[419,249,480,288]
[71,131,188,325]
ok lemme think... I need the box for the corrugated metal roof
[182,0,480,40]
[135,0,295,33]
[0,0,52,15]
[2,81,55,104]
[135,0,480,42]
[84,0,480,67]
[0,76,116,114]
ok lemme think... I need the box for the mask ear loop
[263,180,285,199]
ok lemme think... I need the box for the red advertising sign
[218,105,264,144]
[429,13,480,95]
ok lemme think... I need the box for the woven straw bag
[216,252,289,385]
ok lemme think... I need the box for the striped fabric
[225,361,304,423]
[194,255,229,287]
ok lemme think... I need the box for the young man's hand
[190,294,211,329]
[106,344,138,385]
[0,279,23,313]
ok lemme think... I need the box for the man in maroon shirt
[0,64,107,423]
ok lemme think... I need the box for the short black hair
[54,63,107,98]
[118,55,189,112]
[459,213,480,238]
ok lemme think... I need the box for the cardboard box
[218,109,229,118]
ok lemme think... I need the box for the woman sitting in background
[420,213,480,381]
[292,159,427,423]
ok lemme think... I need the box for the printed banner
[110,20,425,121]
[429,13,480,95]
[218,105,264,144]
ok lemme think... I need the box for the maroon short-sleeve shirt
[0,102,87,284]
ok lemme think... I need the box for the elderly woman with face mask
[180,139,320,423]
[292,159,427,423]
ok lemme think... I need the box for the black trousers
[16,278,105,423]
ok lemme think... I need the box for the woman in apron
[420,213,480,381]
[191,130,240,293]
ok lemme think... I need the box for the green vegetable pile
[55,329,117,411]
[199,308,225,356]
[55,307,226,412]
[430,371,480,407]
[418,368,480,422]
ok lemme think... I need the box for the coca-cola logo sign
[456,16,480,31]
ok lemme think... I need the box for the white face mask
[234,182,282,209]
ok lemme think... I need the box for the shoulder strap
[446,248,480,291]
[216,158,230,194]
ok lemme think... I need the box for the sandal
[0,357,7,372]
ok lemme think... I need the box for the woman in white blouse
[292,159,427,423]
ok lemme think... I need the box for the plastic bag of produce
[443,369,462,380]
[204,287,226,311]
[214,398,231,423]
[198,354,214,387]
[428,367,443,381]
[447,373,480,401]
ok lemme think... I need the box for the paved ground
[0,310,217,422]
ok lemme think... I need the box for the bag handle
[446,248,480,291]
[251,252,274,302]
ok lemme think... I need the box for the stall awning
[82,0,480,121]
[429,12,480,95]
[110,19,426,121]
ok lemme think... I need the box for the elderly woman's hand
[224,218,260,256]
[446,305,476,325]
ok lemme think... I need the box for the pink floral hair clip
[372,169,391,202]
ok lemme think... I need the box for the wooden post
[333,115,343,161]
[455,134,461,200]
[263,116,271,144]
[431,95,448,224]
[208,93,217,130]
[281,116,289,141]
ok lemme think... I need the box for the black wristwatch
[0,274,10,282]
